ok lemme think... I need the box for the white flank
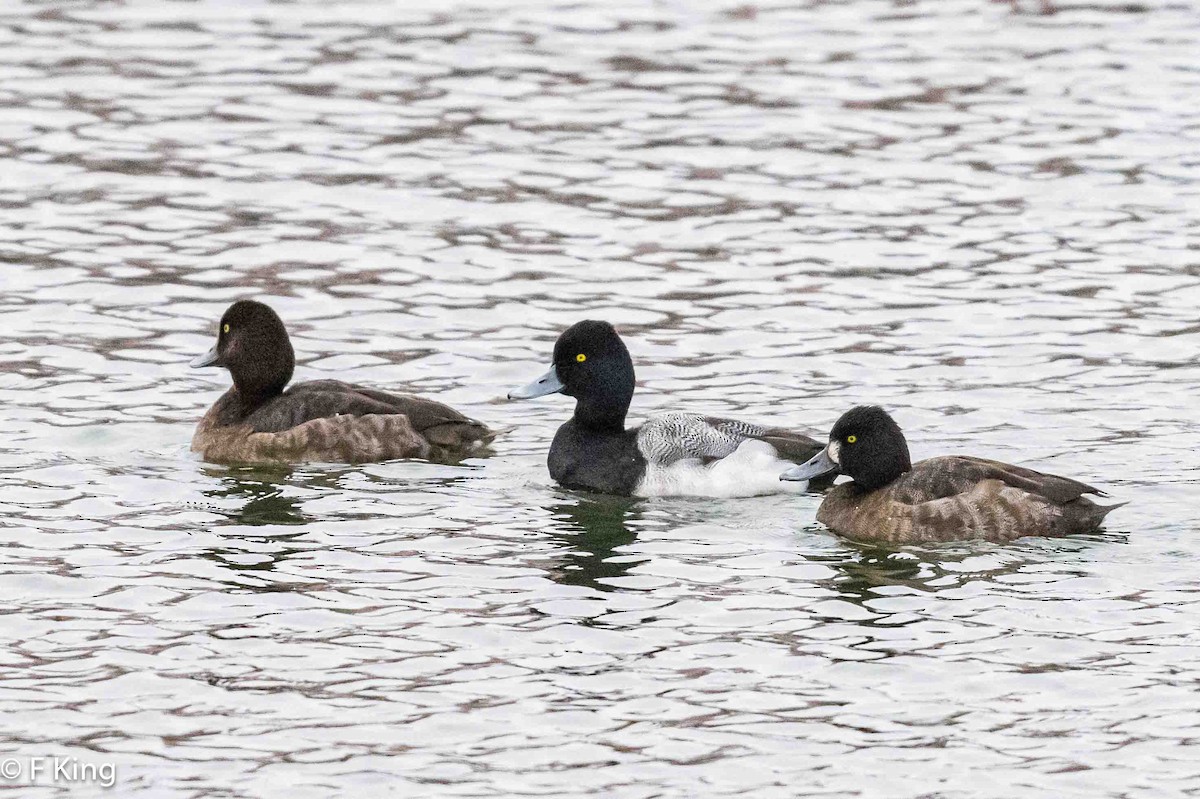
[634,439,810,498]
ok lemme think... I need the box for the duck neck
[232,381,285,415]
[226,363,290,419]
[209,387,261,426]
[229,344,294,416]
[572,394,630,433]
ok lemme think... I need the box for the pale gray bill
[780,446,838,482]
[508,367,564,400]
[190,344,220,368]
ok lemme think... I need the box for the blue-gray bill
[507,367,564,400]
[780,446,837,482]
[190,344,220,368]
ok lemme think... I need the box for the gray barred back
[636,412,772,465]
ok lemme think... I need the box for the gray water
[1,0,1199,796]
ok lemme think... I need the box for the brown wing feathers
[247,380,493,445]
[820,456,1118,544]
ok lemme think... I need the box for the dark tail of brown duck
[424,420,507,460]
[1058,498,1125,536]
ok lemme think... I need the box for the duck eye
[222,324,230,334]
[575,353,586,363]
[846,435,857,444]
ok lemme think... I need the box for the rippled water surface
[2,0,1199,795]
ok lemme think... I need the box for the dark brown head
[781,405,912,490]
[192,300,295,403]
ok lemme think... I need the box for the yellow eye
[847,435,857,444]
[222,324,230,334]
[575,353,586,362]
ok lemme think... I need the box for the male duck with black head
[191,300,496,464]
[782,405,1122,544]
[508,320,825,497]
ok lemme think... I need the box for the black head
[828,405,912,491]
[551,320,636,430]
[193,300,295,403]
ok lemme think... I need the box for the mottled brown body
[193,384,494,464]
[817,456,1118,544]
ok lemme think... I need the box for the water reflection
[821,545,938,605]
[816,531,1127,611]
[544,493,647,591]
[202,465,310,526]
[194,466,320,577]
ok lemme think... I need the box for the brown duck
[781,405,1121,544]
[190,300,496,464]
